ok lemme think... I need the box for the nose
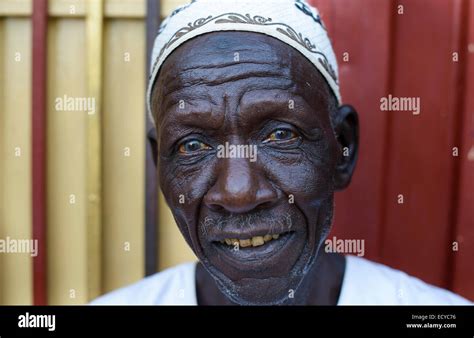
[204,157,278,213]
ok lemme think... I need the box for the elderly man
[93,0,470,305]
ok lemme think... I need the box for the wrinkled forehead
[162,32,293,75]
[152,32,331,121]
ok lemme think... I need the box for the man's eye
[264,129,298,143]
[178,139,211,154]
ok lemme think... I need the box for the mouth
[200,210,307,278]
[211,231,296,264]
[217,232,287,248]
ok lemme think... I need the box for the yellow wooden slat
[85,0,103,301]
[102,18,145,292]
[50,0,145,18]
[47,18,88,305]
[161,0,189,17]
[0,0,145,18]
[1,17,33,305]
[48,0,85,17]
[0,0,31,17]
[104,0,145,18]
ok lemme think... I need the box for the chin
[201,236,325,305]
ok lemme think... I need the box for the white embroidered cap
[147,0,340,125]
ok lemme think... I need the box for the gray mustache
[200,212,293,236]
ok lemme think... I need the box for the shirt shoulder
[90,262,197,305]
[338,256,472,305]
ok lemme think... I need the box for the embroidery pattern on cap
[150,12,338,85]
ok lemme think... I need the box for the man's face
[154,32,340,304]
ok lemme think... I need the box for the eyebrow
[161,109,223,131]
[237,90,321,130]
[158,103,225,149]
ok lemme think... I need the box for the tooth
[272,234,280,239]
[263,235,273,242]
[251,236,264,247]
[225,239,232,245]
[231,239,239,246]
[239,239,251,247]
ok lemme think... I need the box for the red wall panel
[32,0,48,306]
[452,0,474,300]
[380,0,465,289]
[309,0,473,298]
[311,0,393,261]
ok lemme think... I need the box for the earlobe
[333,104,359,190]
[147,127,158,166]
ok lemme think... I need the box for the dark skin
[149,32,359,305]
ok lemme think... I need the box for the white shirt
[91,256,471,305]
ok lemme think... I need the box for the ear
[147,127,158,166]
[332,104,359,190]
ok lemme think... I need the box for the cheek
[167,165,215,203]
[158,163,215,255]
[159,160,216,224]
[260,147,336,200]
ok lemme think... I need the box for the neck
[196,252,346,305]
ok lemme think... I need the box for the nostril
[254,200,275,211]
[207,203,224,213]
